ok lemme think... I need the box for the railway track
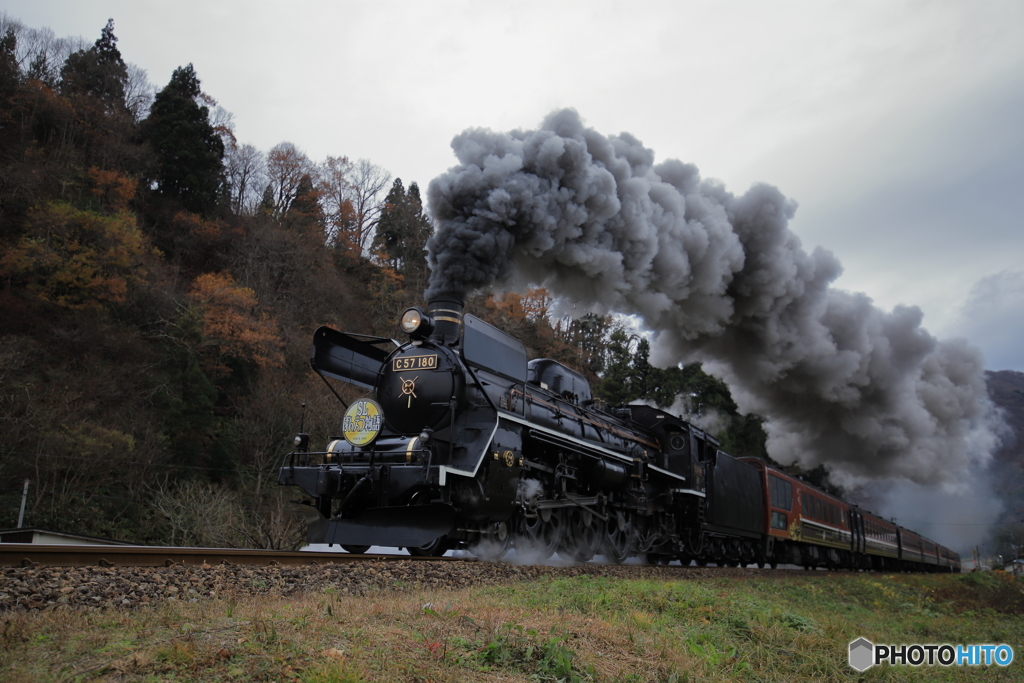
[0,547,742,613]
[0,543,454,568]
[0,543,897,572]
[1,545,916,613]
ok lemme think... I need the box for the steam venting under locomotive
[278,300,960,571]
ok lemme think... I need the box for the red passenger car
[741,457,959,572]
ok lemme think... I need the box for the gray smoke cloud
[426,109,1003,485]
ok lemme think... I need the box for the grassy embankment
[2,569,1022,682]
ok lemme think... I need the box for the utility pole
[16,479,30,529]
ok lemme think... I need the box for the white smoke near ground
[462,478,589,566]
[426,109,1005,487]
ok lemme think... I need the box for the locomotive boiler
[278,299,959,571]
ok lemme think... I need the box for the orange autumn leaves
[187,272,284,377]
[2,168,147,308]
[2,192,283,378]
[1,201,153,308]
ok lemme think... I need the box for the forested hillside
[0,18,770,547]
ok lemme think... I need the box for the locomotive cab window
[695,438,711,463]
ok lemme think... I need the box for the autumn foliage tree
[283,173,326,240]
[186,272,284,379]
[0,202,153,308]
[264,142,316,219]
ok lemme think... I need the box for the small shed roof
[0,527,131,546]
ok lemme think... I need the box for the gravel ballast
[1,559,740,612]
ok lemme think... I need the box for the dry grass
[1,570,1022,682]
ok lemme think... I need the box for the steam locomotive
[278,299,960,572]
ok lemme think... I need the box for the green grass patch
[1,570,1021,682]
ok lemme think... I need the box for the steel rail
[0,544,459,568]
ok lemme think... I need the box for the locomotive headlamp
[400,307,435,338]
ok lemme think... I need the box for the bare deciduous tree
[265,142,317,218]
[346,158,391,254]
[225,143,266,216]
[0,16,87,85]
[235,489,304,550]
[207,102,237,149]
[317,156,391,256]
[151,479,242,548]
[124,62,153,122]
[319,154,353,245]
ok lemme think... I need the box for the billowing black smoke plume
[426,109,1002,486]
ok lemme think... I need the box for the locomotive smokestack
[427,298,464,343]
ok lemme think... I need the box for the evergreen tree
[0,28,18,95]
[0,27,24,235]
[142,64,226,217]
[27,51,55,87]
[284,173,326,238]
[561,313,610,376]
[374,177,408,266]
[259,183,276,216]
[599,327,639,404]
[594,327,769,459]
[0,28,19,145]
[59,19,129,113]
[373,178,432,293]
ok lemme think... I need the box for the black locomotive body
[278,299,959,571]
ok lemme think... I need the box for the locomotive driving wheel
[516,508,562,560]
[473,520,512,561]
[562,507,603,563]
[341,545,371,554]
[602,510,634,564]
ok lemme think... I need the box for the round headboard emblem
[343,398,384,446]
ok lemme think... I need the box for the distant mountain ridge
[986,370,1024,532]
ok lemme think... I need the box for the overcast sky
[8,0,1024,372]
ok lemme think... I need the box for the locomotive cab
[627,405,702,487]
